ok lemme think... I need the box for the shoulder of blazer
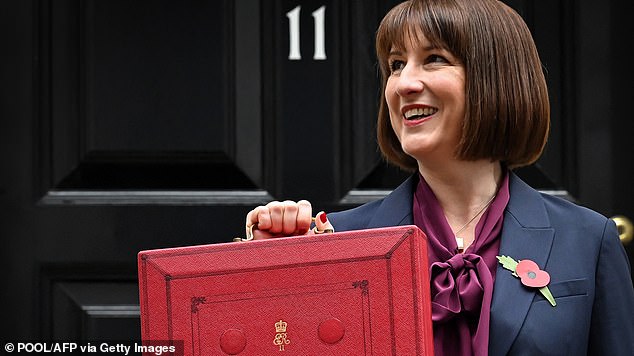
[329,174,418,232]
[540,190,610,231]
[506,172,608,228]
[509,172,611,244]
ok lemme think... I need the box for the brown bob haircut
[376,0,550,171]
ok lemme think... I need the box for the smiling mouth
[403,107,438,120]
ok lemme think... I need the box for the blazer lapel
[488,173,555,355]
[360,172,555,355]
[366,174,417,228]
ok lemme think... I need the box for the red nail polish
[319,212,328,223]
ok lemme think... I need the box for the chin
[400,144,428,161]
[401,141,453,164]
[399,134,427,151]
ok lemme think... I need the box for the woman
[245,0,634,354]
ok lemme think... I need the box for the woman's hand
[245,200,333,240]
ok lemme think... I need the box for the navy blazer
[329,173,634,355]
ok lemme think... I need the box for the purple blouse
[413,172,510,356]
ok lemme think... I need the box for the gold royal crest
[273,320,290,351]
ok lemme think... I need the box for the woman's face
[385,32,466,164]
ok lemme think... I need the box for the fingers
[245,200,313,239]
[296,200,313,234]
[245,206,270,238]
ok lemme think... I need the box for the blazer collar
[488,172,555,355]
[365,171,552,229]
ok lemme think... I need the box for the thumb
[314,211,334,234]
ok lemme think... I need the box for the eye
[426,54,449,64]
[388,59,405,74]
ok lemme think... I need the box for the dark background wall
[1,0,632,341]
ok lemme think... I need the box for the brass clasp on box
[611,215,633,246]
[233,224,257,242]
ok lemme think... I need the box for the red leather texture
[138,225,433,355]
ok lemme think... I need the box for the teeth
[404,107,437,119]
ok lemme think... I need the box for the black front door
[1,0,631,341]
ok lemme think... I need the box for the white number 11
[286,5,326,61]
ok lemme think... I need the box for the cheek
[385,101,402,140]
[389,114,402,141]
[384,81,400,126]
[384,81,396,106]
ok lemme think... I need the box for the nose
[395,64,424,97]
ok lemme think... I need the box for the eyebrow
[388,44,440,57]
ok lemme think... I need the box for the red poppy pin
[497,255,556,307]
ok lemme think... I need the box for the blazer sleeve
[588,218,634,355]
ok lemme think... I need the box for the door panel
[39,0,267,199]
[609,0,634,275]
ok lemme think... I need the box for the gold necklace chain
[453,193,497,238]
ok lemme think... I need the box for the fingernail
[319,212,328,223]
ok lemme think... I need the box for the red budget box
[138,225,433,355]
